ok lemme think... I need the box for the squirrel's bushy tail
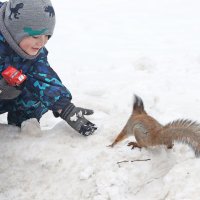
[162,119,200,157]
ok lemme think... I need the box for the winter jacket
[0,2,72,125]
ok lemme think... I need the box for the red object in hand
[2,66,27,86]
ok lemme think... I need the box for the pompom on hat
[0,0,56,59]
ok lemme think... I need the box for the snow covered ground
[1,0,200,199]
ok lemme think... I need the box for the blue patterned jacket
[0,31,72,112]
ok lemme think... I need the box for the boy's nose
[37,36,47,47]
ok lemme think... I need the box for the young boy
[0,0,97,136]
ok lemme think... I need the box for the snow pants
[0,100,48,127]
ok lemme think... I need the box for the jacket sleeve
[24,49,72,112]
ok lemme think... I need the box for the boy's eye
[32,36,39,39]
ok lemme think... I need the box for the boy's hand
[0,79,22,99]
[60,103,97,136]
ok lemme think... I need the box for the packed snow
[1,0,200,199]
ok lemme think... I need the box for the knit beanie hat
[4,0,55,44]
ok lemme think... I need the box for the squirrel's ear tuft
[132,94,145,114]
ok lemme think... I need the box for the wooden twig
[117,159,151,166]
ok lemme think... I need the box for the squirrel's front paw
[127,142,142,150]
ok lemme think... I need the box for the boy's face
[19,35,49,56]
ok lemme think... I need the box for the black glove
[60,103,97,136]
[0,79,22,99]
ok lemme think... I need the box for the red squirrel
[109,95,200,157]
